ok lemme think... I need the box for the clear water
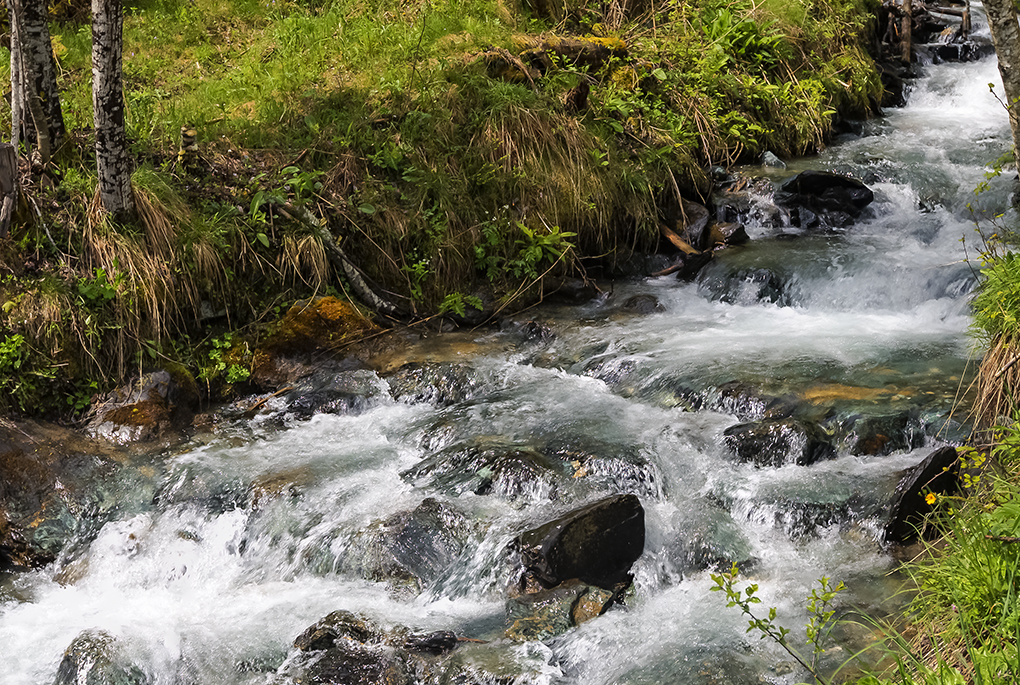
[0,48,1011,685]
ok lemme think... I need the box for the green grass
[0,0,884,413]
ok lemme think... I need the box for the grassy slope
[0,0,882,413]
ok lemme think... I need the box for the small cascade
[1,26,1014,685]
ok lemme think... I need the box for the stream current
[0,27,1014,685]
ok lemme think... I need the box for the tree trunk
[901,0,912,63]
[0,143,18,238]
[7,0,65,159]
[985,0,1020,157]
[92,0,135,223]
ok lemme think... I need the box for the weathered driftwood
[659,224,699,255]
[0,144,18,238]
[902,0,913,62]
[280,202,404,318]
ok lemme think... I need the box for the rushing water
[1,32,1014,685]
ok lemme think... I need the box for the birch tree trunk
[92,0,135,222]
[7,0,65,159]
[985,0,1020,157]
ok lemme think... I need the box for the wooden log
[659,223,699,255]
[0,143,19,239]
[902,0,913,63]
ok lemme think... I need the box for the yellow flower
[925,493,937,505]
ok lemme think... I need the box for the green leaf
[256,232,270,248]
[359,203,376,215]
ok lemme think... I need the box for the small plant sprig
[710,563,845,685]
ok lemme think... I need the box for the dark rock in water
[621,294,665,315]
[711,381,791,420]
[514,494,645,589]
[54,630,149,685]
[775,170,875,229]
[541,434,660,498]
[284,370,388,419]
[704,222,749,248]
[385,362,479,407]
[723,419,835,468]
[635,374,705,411]
[505,578,614,641]
[0,421,149,569]
[671,501,756,574]
[382,498,471,585]
[319,499,471,589]
[675,250,714,281]
[930,41,991,64]
[885,446,960,544]
[295,611,381,651]
[845,411,923,456]
[546,277,599,304]
[402,437,563,500]
[880,65,907,108]
[86,370,195,443]
[697,265,796,307]
[278,640,409,685]
[403,631,458,656]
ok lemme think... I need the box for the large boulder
[885,446,960,543]
[775,170,875,229]
[513,494,645,590]
[53,630,148,685]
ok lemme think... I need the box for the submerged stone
[775,170,875,229]
[505,579,614,641]
[385,362,480,407]
[402,437,563,501]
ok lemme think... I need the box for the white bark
[92,0,135,222]
[8,0,65,159]
[985,0,1020,157]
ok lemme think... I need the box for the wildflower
[925,492,937,505]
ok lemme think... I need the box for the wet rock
[86,370,192,443]
[294,611,382,652]
[723,418,835,468]
[675,250,714,282]
[54,630,149,685]
[276,640,409,685]
[711,381,793,420]
[620,294,665,315]
[671,501,756,574]
[402,438,563,501]
[697,264,796,307]
[885,446,960,544]
[845,410,923,456]
[541,434,660,498]
[505,579,614,641]
[259,297,377,360]
[704,222,749,248]
[634,374,705,411]
[546,277,599,304]
[761,151,786,168]
[775,170,875,229]
[514,493,645,589]
[678,198,712,249]
[385,362,480,407]
[402,631,458,656]
[0,420,148,569]
[380,498,471,585]
[284,369,389,419]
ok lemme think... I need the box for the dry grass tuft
[973,334,1020,428]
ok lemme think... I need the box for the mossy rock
[261,296,377,358]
